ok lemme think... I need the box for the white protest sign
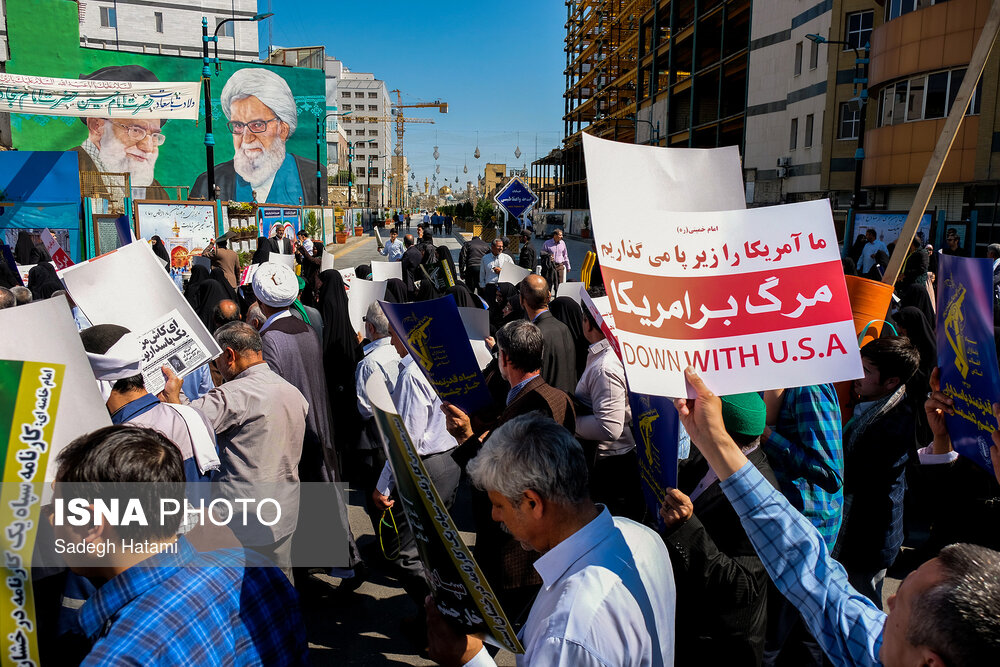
[498,262,531,286]
[59,241,222,383]
[15,264,34,284]
[371,260,402,282]
[587,199,861,397]
[320,252,336,273]
[240,263,259,286]
[582,133,746,216]
[458,307,490,340]
[0,296,112,482]
[556,281,587,302]
[348,279,387,336]
[340,268,356,293]
[41,228,74,270]
[268,253,296,269]
[374,227,384,250]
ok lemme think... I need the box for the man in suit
[458,235,490,292]
[518,229,537,270]
[267,224,294,255]
[400,233,423,295]
[519,274,578,395]
[441,319,575,623]
[72,66,170,200]
[659,392,778,666]
[202,235,242,289]
[191,68,320,205]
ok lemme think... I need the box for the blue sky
[264,0,565,190]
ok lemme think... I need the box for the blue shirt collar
[534,506,612,589]
[110,393,160,425]
[506,375,537,405]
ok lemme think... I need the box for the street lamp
[345,139,377,212]
[201,12,273,201]
[807,33,870,209]
[367,152,388,228]
[315,111,351,205]
[630,115,661,145]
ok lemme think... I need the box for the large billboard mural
[1,0,327,207]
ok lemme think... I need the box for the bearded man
[191,68,321,205]
[73,66,169,200]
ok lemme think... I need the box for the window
[345,129,352,136]
[154,11,163,33]
[342,91,351,98]
[368,92,378,99]
[805,114,814,147]
[216,19,234,37]
[342,104,351,111]
[809,40,819,70]
[368,142,378,149]
[845,11,873,49]
[356,166,366,176]
[368,104,377,111]
[877,67,983,127]
[368,129,377,136]
[886,0,940,21]
[838,103,860,139]
[100,6,116,27]
[794,42,803,76]
[789,118,798,150]
[369,167,379,177]
[354,92,364,98]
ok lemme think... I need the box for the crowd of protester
[1,225,998,667]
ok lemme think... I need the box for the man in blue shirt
[672,367,1000,667]
[380,228,405,261]
[51,425,308,666]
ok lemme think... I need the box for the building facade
[744,0,832,206]
[78,0,261,61]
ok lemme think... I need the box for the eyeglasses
[227,118,280,135]
[112,122,165,145]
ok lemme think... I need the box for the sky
[265,0,566,192]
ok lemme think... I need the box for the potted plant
[335,218,348,244]
[354,212,363,236]
[302,210,321,242]
[581,214,591,239]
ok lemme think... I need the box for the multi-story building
[535,0,751,212]
[744,1,832,205]
[325,56,392,209]
[78,0,261,61]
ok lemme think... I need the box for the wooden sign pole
[882,0,1000,286]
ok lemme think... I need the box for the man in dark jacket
[400,234,423,295]
[834,336,919,608]
[519,274,578,396]
[517,230,536,270]
[441,319,575,623]
[458,236,490,292]
[660,392,778,666]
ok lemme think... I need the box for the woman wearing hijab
[355,264,372,280]
[210,267,238,303]
[898,281,935,327]
[184,265,229,331]
[316,269,364,465]
[14,231,50,265]
[383,278,409,304]
[251,237,270,265]
[436,245,457,286]
[446,283,478,309]
[26,263,60,301]
[894,305,937,451]
[150,236,170,269]
[549,296,589,379]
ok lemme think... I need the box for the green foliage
[474,198,495,223]
[302,210,320,238]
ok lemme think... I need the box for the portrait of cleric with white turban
[191,68,320,205]
[72,65,169,200]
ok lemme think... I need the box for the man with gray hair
[11,286,32,305]
[191,67,321,205]
[353,301,401,517]
[0,287,14,310]
[426,413,676,666]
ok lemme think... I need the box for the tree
[474,198,495,223]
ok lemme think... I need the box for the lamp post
[345,139,376,213]
[201,12,272,201]
[807,33,869,209]
[366,152,388,228]
[632,116,661,145]
[315,111,351,205]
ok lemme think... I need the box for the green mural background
[3,0,327,200]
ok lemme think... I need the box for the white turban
[252,262,298,308]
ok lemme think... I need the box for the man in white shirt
[479,238,513,289]
[372,319,460,606]
[379,228,406,262]
[859,229,888,277]
[427,413,676,667]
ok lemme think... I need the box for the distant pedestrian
[543,228,571,289]
[444,214,453,235]
[518,229,537,270]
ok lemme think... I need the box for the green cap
[719,392,766,438]
[296,276,305,291]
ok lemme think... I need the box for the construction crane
[389,90,448,162]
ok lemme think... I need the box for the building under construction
[532,0,751,210]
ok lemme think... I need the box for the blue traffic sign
[494,177,538,220]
